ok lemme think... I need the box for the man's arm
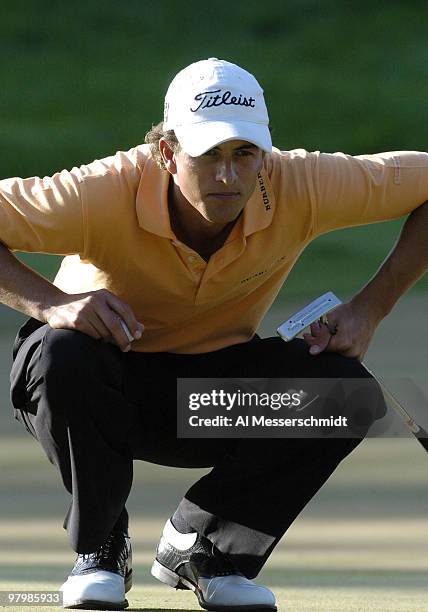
[0,241,64,321]
[303,200,428,359]
[351,198,428,318]
[0,148,146,350]
[0,242,144,352]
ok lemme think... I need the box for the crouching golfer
[2,58,428,611]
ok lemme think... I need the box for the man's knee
[250,337,372,379]
[318,353,387,428]
[40,328,123,402]
[249,338,386,433]
[42,328,99,375]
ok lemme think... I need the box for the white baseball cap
[163,58,272,157]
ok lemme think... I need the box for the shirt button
[188,255,196,262]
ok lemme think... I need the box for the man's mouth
[206,192,241,200]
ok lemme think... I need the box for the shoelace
[98,537,112,562]
[78,533,121,563]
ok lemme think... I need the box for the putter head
[277,291,342,342]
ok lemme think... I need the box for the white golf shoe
[151,519,277,611]
[60,530,132,610]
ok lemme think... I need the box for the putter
[277,292,428,452]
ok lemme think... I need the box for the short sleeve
[0,145,145,255]
[0,167,84,254]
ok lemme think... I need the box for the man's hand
[302,299,381,361]
[44,289,144,352]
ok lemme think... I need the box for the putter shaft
[277,293,428,451]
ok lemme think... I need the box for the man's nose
[215,159,237,184]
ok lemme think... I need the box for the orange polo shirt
[1,145,427,353]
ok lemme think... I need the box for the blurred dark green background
[1,0,427,300]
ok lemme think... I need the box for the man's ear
[159,138,178,174]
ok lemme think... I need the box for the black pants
[9,318,386,579]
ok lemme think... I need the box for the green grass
[1,434,428,609]
[1,493,428,611]
[0,1,427,297]
[1,582,427,612]
[1,0,428,176]
[1,509,428,611]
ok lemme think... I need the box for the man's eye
[236,150,253,157]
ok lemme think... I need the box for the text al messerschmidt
[188,415,349,427]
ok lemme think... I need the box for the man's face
[170,140,265,225]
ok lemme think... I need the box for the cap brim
[174,121,272,157]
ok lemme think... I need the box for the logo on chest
[240,255,287,284]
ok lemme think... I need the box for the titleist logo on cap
[190,89,256,113]
[163,58,272,156]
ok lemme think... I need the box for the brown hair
[144,121,273,170]
[144,121,180,170]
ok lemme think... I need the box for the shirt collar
[136,156,276,239]
[136,157,174,238]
